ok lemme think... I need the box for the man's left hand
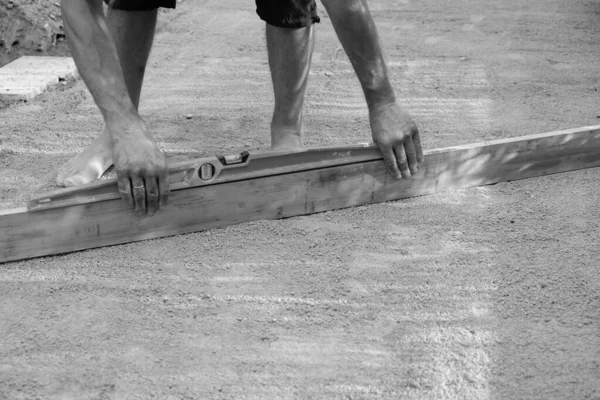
[369,101,424,179]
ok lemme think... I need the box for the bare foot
[270,124,304,150]
[56,128,113,187]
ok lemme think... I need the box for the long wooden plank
[1,125,600,263]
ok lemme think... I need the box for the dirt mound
[0,0,69,67]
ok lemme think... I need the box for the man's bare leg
[56,8,157,187]
[266,23,315,149]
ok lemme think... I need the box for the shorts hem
[261,17,321,29]
[259,15,320,29]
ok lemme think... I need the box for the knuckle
[119,163,139,174]
[133,168,145,176]
[396,153,408,163]
[376,136,394,147]
[142,164,156,174]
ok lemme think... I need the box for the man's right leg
[56,7,158,187]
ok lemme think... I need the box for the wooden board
[1,125,600,263]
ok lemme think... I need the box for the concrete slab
[0,56,78,101]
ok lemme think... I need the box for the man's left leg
[257,0,320,149]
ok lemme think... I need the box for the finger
[379,145,402,180]
[145,176,160,215]
[117,176,135,209]
[130,175,147,214]
[412,127,425,163]
[403,137,419,175]
[157,168,170,209]
[394,143,411,178]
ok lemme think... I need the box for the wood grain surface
[1,125,599,263]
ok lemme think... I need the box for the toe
[61,177,76,187]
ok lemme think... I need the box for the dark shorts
[104,0,176,11]
[104,0,320,28]
[255,0,320,28]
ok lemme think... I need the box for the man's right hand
[60,0,169,215]
[110,120,169,215]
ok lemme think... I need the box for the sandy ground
[1,0,600,398]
